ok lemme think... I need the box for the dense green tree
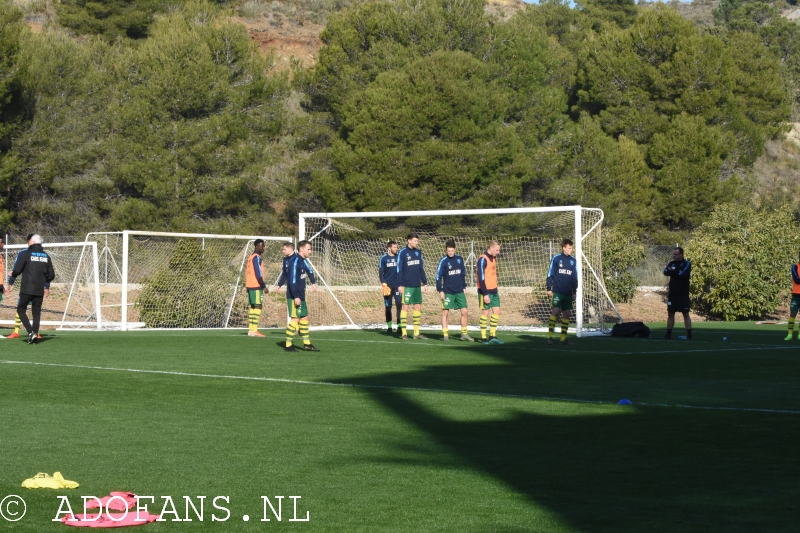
[489,6,575,146]
[305,0,489,115]
[57,0,170,40]
[7,1,289,234]
[576,5,788,231]
[0,0,25,228]
[319,51,523,211]
[527,114,653,229]
[689,203,800,320]
[104,4,289,231]
[10,30,113,232]
[576,0,638,30]
[725,3,800,120]
[602,225,646,303]
[649,113,730,228]
[529,0,590,55]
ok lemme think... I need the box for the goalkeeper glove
[382,283,391,296]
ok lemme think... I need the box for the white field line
[310,337,797,355]
[2,359,799,415]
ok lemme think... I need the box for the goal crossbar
[83,231,292,331]
[3,241,102,330]
[299,206,620,336]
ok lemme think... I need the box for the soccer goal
[65,231,291,330]
[1,241,102,329]
[298,207,621,336]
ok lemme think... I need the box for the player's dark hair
[283,241,295,250]
[26,234,35,242]
[561,238,573,247]
[254,239,265,247]
[387,240,397,249]
[445,239,456,249]
[407,232,419,241]
[298,240,311,249]
[675,246,684,255]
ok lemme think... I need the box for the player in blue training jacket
[284,240,318,352]
[436,240,474,342]
[397,232,428,340]
[546,238,579,345]
[379,240,402,333]
[274,241,295,293]
[663,246,692,340]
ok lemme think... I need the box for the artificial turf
[0,322,798,532]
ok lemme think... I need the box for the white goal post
[1,241,102,330]
[68,231,292,330]
[298,206,621,337]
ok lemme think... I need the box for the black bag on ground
[611,321,651,338]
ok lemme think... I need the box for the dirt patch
[485,0,526,21]
[615,289,791,324]
[236,16,324,70]
[614,289,703,323]
[235,0,528,69]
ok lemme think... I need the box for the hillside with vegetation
[0,0,798,261]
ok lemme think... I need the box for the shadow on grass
[354,385,798,532]
[329,324,800,531]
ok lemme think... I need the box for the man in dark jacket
[5,234,55,344]
[546,238,579,345]
[663,246,692,340]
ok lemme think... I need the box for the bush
[602,226,646,303]
[688,204,800,320]
[136,239,231,328]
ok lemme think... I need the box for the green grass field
[1,322,798,532]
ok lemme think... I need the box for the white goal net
[67,231,291,330]
[1,242,101,329]
[298,207,620,336]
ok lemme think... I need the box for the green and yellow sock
[14,313,21,335]
[400,311,408,336]
[442,325,448,339]
[461,326,468,336]
[299,318,310,345]
[285,322,298,347]
[489,314,499,337]
[548,315,557,339]
[789,317,796,337]
[560,318,569,342]
[413,311,421,336]
[248,308,261,332]
[480,315,488,340]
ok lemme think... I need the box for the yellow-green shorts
[248,289,263,306]
[442,292,468,310]
[551,292,573,311]
[403,286,423,305]
[287,299,308,319]
[478,293,500,310]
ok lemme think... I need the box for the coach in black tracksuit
[7,236,55,344]
[663,246,692,340]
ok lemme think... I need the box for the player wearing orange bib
[786,253,800,341]
[477,240,503,345]
[245,239,269,337]
[0,237,4,339]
